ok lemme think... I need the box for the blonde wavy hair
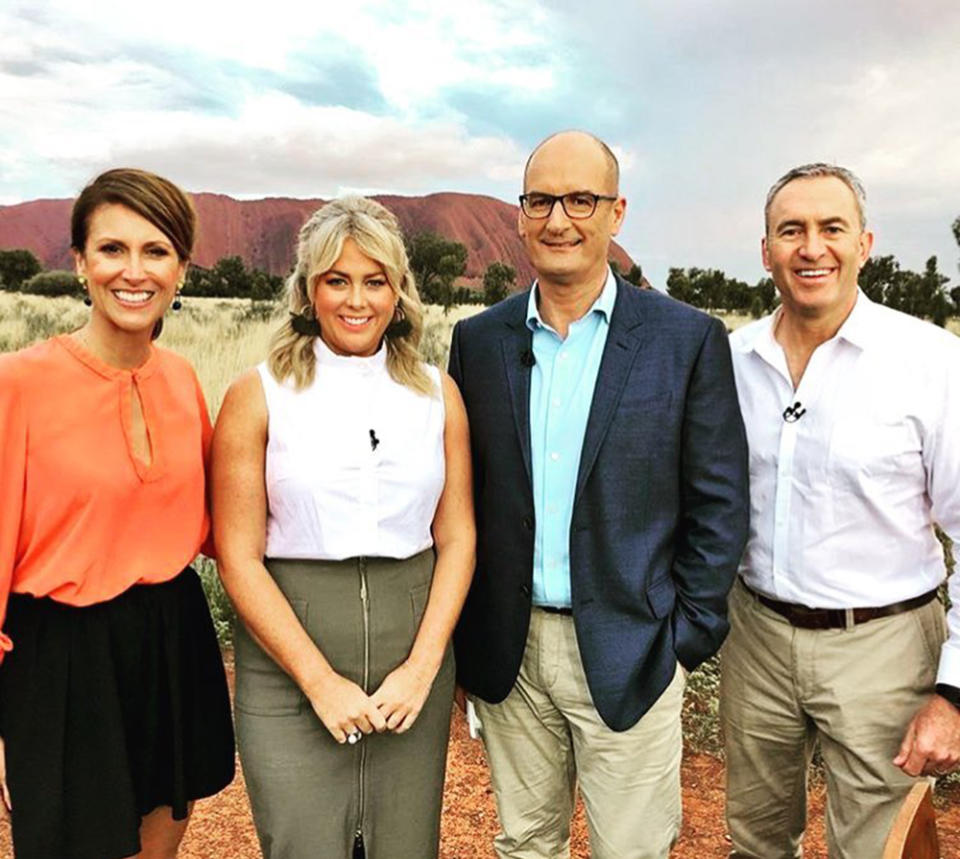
[267,196,433,395]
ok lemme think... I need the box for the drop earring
[385,303,413,339]
[78,274,92,306]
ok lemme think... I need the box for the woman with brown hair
[0,168,235,859]
[212,195,475,858]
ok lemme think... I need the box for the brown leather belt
[740,579,938,630]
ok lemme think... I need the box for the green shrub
[682,655,723,754]
[21,269,81,296]
[195,556,236,646]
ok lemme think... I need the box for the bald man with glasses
[448,130,750,859]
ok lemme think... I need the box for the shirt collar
[833,289,875,350]
[525,267,617,332]
[313,335,388,371]
[735,288,876,358]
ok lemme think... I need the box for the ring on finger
[347,730,363,745]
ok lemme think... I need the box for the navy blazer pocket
[645,576,675,619]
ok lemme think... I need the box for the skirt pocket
[234,598,309,716]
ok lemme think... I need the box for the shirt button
[550,452,560,462]
[520,583,532,598]
[522,516,534,530]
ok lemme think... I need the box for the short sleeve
[0,356,27,661]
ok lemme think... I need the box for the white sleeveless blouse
[258,338,445,561]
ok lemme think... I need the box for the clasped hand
[308,660,435,743]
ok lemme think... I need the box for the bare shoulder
[438,370,468,426]
[217,368,267,430]
[439,369,465,406]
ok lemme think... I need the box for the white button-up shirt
[730,292,960,686]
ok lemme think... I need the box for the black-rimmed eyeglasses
[519,192,618,220]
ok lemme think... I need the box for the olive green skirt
[235,549,455,859]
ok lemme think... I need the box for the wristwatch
[935,683,960,713]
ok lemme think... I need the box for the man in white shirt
[723,162,960,859]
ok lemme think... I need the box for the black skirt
[0,568,235,859]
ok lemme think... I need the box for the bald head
[523,130,619,194]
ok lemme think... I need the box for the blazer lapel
[501,301,534,485]
[575,278,645,503]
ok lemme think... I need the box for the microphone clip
[782,401,806,423]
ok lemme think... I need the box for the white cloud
[0,91,525,200]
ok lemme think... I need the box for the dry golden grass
[0,293,483,415]
[3,293,955,416]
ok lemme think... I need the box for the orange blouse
[0,335,214,661]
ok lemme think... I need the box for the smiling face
[74,202,185,337]
[763,175,873,324]
[518,132,626,290]
[312,237,397,357]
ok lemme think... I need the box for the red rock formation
[0,192,636,290]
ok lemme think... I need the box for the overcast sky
[2,0,958,289]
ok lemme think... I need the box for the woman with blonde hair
[212,196,474,858]
[0,168,234,859]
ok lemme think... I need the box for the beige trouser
[720,579,945,859]
[473,607,685,859]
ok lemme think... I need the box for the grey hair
[764,163,867,233]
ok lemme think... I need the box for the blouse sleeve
[195,371,217,560]
[0,358,26,662]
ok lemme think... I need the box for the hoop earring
[385,303,413,339]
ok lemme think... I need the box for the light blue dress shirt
[526,269,616,607]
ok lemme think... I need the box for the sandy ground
[2,653,958,857]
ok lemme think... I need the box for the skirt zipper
[354,557,371,858]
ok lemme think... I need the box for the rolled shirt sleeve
[924,341,960,688]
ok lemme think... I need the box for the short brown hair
[71,168,196,260]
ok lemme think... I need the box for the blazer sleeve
[0,357,26,662]
[671,316,749,670]
[448,319,465,390]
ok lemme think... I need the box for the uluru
[0,192,637,290]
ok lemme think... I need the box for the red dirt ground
[2,653,957,857]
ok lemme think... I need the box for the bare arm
[372,372,476,731]
[211,370,386,742]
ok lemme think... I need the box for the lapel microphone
[782,401,806,423]
[369,429,380,451]
[520,350,536,368]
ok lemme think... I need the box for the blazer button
[520,584,531,598]
[522,516,534,530]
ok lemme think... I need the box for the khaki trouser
[473,607,685,859]
[720,579,945,859]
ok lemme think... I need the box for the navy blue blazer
[448,275,749,731]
